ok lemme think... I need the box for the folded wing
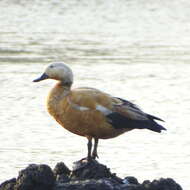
[69,88,166,133]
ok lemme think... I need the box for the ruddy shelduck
[33,62,166,160]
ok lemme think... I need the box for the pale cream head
[33,62,74,85]
[45,62,73,82]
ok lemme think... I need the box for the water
[0,0,190,189]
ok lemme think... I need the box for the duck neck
[58,80,72,92]
[47,81,71,115]
[48,81,71,103]
[60,79,72,87]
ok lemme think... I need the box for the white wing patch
[67,97,112,114]
[96,105,112,115]
[67,97,89,111]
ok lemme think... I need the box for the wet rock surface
[0,159,183,190]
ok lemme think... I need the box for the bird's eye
[50,65,54,68]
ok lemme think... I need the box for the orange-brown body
[46,83,130,139]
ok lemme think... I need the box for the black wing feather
[108,98,166,133]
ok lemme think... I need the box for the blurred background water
[0,0,190,189]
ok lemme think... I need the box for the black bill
[33,73,49,82]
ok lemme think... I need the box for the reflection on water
[0,0,190,189]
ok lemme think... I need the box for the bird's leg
[92,138,99,159]
[87,137,92,161]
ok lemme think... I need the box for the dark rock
[54,179,118,190]
[0,178,16,190]
[124,176,139,185]
[14,164,55,190]
[70,159,117,181]
[54,162,70,183]
[0,160,183,190]
[55,174,70,184]
[124,178,183,190]
[53,162,70,176]
[140,178,183,190]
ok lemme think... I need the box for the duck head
[33,62,73,86]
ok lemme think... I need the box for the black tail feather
[146,120,166,133]
[107,112,166,133]
[146,114,166,133]
[147,114,165,122]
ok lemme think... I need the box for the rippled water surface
[0,0,190,189]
